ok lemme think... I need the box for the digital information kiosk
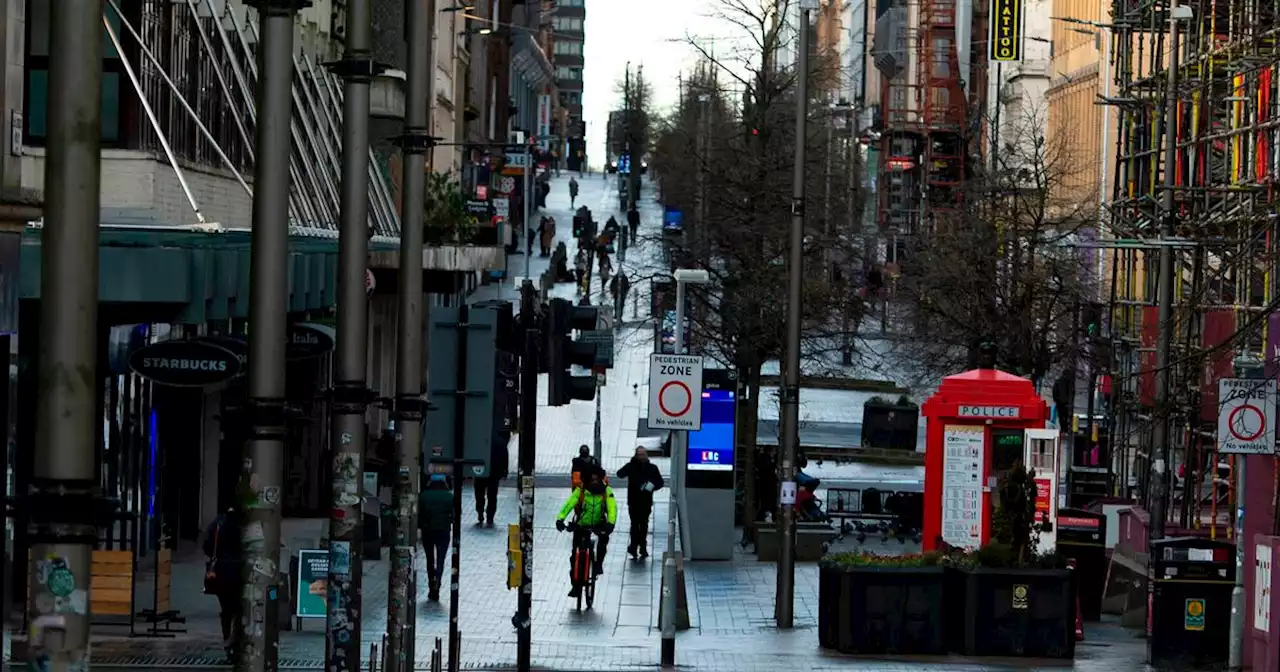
[680,369,737,560]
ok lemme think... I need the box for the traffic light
[546,298,598,406]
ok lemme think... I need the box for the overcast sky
[579,0,732,168]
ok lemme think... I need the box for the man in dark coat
[473,433,510,526]
[626,208,640,242]
[418,474,453,601]
[616,446,664,558]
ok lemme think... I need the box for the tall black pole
[27,2,104,670]
[775,5,809,629]
[516,280,539,672]
[386,0,434,667]
[326,0,377,666]
[239,2,303,671]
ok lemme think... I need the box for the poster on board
[296,548,329,618]
[942,425,985,550]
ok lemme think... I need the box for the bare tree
[643,0,870,539]
[885,104,1097,386]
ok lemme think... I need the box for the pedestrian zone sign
[648,353,703,431]
[1217,377,1277,454]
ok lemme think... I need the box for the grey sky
[580,0,727,167]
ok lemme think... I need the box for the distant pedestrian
[610,271,631,322]
[627,208,640,242]
[617,447,664,559]
[418,474,453,602]
[569,177,579,208]
[203,510,242,661]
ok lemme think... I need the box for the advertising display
[688,389,736,471]
[941,425,985,550]
[295,548,329,618]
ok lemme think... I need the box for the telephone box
[921,368,1049,552]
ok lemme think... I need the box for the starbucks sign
[128,340,242,387]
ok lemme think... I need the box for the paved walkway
[52,485,1146,671]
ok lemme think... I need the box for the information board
[295,548,329,618]
[942,425,986,550]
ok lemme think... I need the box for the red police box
[921,368,1048,553]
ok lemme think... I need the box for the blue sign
[663,207,684,232]
[688,389,736,471]
[618,154,631,174]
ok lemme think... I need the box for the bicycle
[566,522,599,611]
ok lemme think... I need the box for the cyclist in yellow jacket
[556,468,617,596]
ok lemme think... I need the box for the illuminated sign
[990,0,1024,62]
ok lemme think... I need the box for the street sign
[424,305,499,477]
[1217,377,1277,454]
[648,353,703,430]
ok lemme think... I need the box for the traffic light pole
[386,0,433,667]
[240,3,302,670]
[776,5,811,630]
[325,0,377,666]
[516,281,539,672]
[27,3,105,671]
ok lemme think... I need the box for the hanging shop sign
[989,0,1024,62]
[287,322,336,360]
[128,339,242,387]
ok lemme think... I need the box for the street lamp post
[661,268,710,667]
[777,1,814,630]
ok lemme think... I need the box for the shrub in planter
[941,464,1077,659]
[818,552,948,655]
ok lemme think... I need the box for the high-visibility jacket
[557,487,617,528]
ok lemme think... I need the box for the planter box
[818,565,947,654]
[756,521,836,561]
[945,566,1076,658]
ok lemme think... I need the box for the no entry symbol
[1228,403,1266,442]
[658,380,693,417]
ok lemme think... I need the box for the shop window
[25,0,125,145]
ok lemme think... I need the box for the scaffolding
[1107,0,1280,532]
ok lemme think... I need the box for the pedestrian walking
[597,249,613,286]
[627,208,640,242]
[418,474,453,601]
[526,221,536,256]
[539,217,556,257]
[569,176,579,208]
[610,271,631,322]
[203,510,242,661]
[616,446,664,558]
[473,431,510,526]
[574,248,588,292]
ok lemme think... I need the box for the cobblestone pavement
[52,487,1151,671]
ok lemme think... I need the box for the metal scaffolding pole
[325,0,378,667]
[26,3,104,671]
[386,0,435,669]
[238,2,304,671]
[775,4,811,630]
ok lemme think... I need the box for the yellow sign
[990,0,1024,61]
[1185,598,1206,631]
[507,524,521,589]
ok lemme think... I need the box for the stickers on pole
[779,481,797,505]
[647,354,703,430]
[1217,378,1277,454]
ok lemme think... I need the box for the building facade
[552,0,585,170]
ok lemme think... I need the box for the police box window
[991,428,1024,472]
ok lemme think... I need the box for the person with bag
[616,446,663,559]
[203,509,242,661]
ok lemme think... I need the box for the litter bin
[1149,537,1235,669]
[1056,508,1106,621]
